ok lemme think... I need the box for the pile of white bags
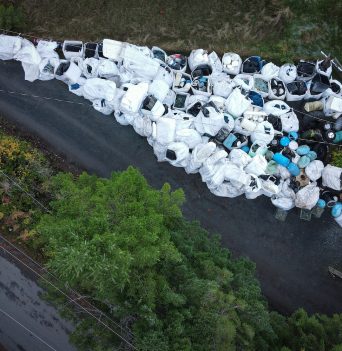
[1,34,341,225]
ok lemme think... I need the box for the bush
[0,3,24,30]
[331,148,342,168]
[0,133,52,241]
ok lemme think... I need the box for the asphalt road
[0,250,76,351]
[0,60,341,316]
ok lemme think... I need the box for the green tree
[0,4,24,30]
[37,167,277,350]
[36,167,342,350]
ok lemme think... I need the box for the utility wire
[0,169,52,213]
[0,87,340,147]
[0,233,134,338]
[0,243,137,350]
[0,306,58,351]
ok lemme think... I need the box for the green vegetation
[11,0,341,60]
[36,168,342,350]
[1,134,342,350]
[0,3,23,30]
[331,148,342,168]
[0,132,52,243]
[0,135,342,351]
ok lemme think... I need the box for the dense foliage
[36,167,342,351]
[0,132,51,241]
[0,3,23,30]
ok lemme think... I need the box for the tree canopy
[36,167,342,351]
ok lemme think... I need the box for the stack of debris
[0,35,341,225]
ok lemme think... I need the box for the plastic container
[62,40,84,60]
[296,145,310,156]
[298,155,311,168]
[273,153,290,167]
[333,131,342,143]
[331,203,342,218]
[280,136,290,147]
[287,162,300,176]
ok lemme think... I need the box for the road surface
[0,250,76,351]
[0,60,341,316]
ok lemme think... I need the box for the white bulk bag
[225,88,251,118]
[212,73,235,98]
[324,96,342,119]
[244,175,263,199]
[102,39,123,60]
[185,142,217,174]
[175,129,202,149]
[188,49,209,71]
[14,40,41,82]
[153,142,168,161]
[0,35,21,60]
[209,95,226,111]
[211,181,244,198]
[200,150,228,182]
[194,103,226,136]
[207,161,228,189]
[114,111,130,126]
[229,149,252,167]
[305,160,324,181]
[261,62,279,81]
[225,163,251,187]
[120,82,148,114]
[92,99,114,115]
[155,65,174,87]
[244,155,267,176]
[268,77,286,100]
[295,183,320,210]
[322,79,342,99]
[36,40,59,59]
[132,116,153,137]
[280,111,299,133]
[156,117,176,145]
[222,52,242,75]
[285,81,307,102]
[168,111,194,130]
[208,51,223,74]
[55,60,82,84]
[233,74,254,91]
[83,78,117,101]
[165,142,190,168]
[278,63,297,84]
[263,100,291,116]
[62,40,84,60]
[322,165,342,191]
[173,72,192,93]
[250,121,274,145]
[260,62,279,81]
[39,57,60,80]
[149,79,170,102]
[316,59,332,78]
[97,59,119,78]
[271,196,295,211]
[82,58,99,78]
[262,177,282,197]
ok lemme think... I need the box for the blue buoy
[287,162,300,176]
[273,153,290,167]
[331,203,342,218]
[296,145,310,155]
[280,136,290,147]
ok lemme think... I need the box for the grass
[7,0,292,56]
[3,1,341,62]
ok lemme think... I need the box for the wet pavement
[0,249,76,351]
[0,60,341,318]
